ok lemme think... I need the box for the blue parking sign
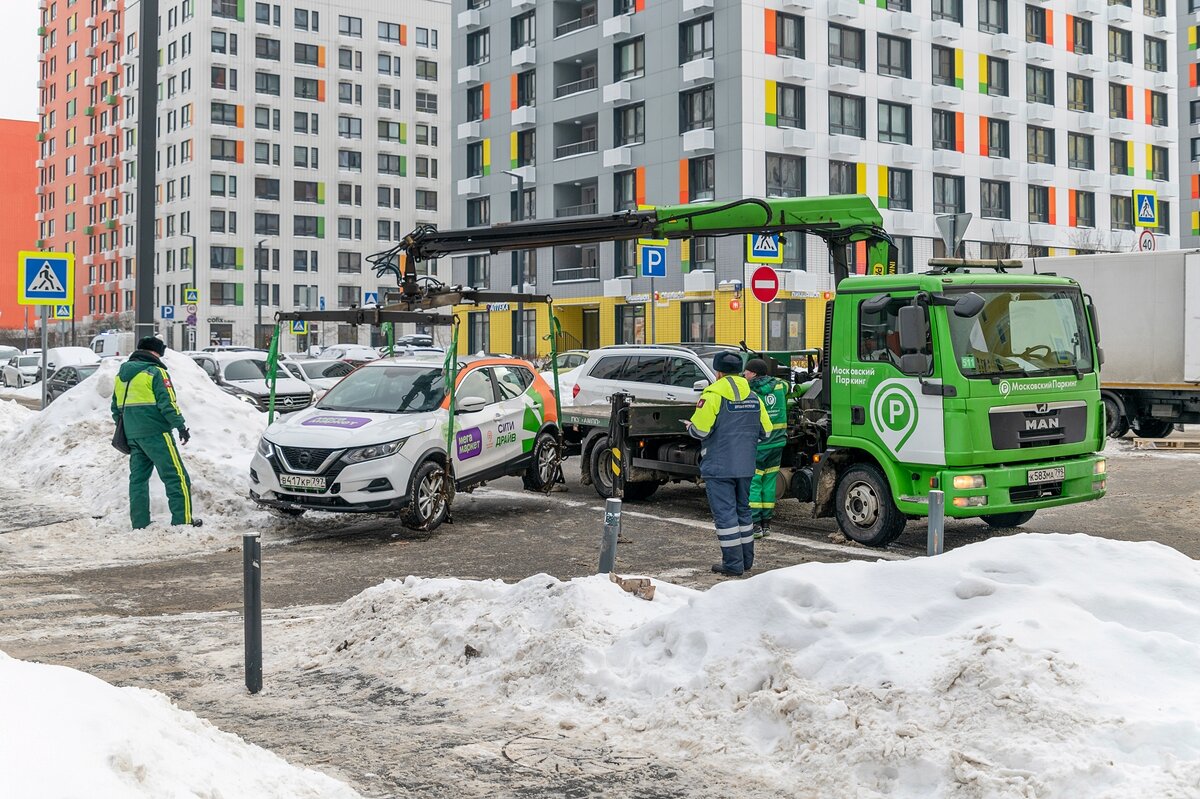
[160,305,176,320]
[638,238,668,278]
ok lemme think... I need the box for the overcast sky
[1,3,41,121]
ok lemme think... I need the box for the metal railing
[554,76,597,98]
[555,14,597,37]
[554,265,600,281]
[555,202,598,217]
[554,138,598,159]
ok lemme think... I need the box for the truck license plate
[1027,467,1065,485]
[279,474,327,490]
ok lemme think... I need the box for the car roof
[197,351,269,362]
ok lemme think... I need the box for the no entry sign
[751,266,780,304]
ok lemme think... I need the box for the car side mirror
[897,305,929,353]
[953,292,986,318]
[455,395,488,414]
[692,379,710,391]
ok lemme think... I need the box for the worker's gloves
[179,428,192,445]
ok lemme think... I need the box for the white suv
[571,345,742,405]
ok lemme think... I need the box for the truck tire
[622,481,660,501]
[1131,417,1174,439]
[1102,394,1129,439]
[834,463,907,548]
[401,460,451,532]
[587,435,660,501]
[981,511,1036,529]
[522,431,560,492]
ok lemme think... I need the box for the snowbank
[0,652,361,799]
[0,350,267,529]
[0,399,33,437]
[297,534,1200,797]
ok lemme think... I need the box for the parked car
[249,356,559,529]
[281,358,356,392]
[190,352,314,413]
[45,363,102,402]
[89,331,135,358]
[44,346,101,379]
[0,346,20,364]
[201,345,265,353]
[2,355,42,388]
[320,344,382,365]
[571,344,742,405]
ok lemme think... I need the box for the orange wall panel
[0,120,38,330]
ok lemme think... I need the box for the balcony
[553,244,600,282]
[1072,0,1100,17]
[457,176,482,196]
[1077,55,1102,74]
[603,146,632,168]
[888,144,920,166]
[553,1,598,38]
[458,65,481,84]
[458,120,481,139]
[682,128,715,153]
[931,85,961,107]
[1107,117,1133,137]
[555,202,598,218]
[1153,72,1175,91]
[1107,3,1131,23]
[828,66,861,91]
[932,150,963,170]
[84,75,96,87]
[1027,104,1053,124]
[1109,61,1133,81]
[1027,43,1053,64]
[827,0,859,21]
[887,12,919,33]
[1154,126,1176,145]
[1027,163,1054,184]
[681,58,714,84]
[931,20,960,41]
[554,138,598,159]
[829,136,861,158]
[682,0,713,13]
[992,159,1020,178]
[782,129,816,151]
[457,9,481,28]
[554,180,598,218]
[602,15,631,38]
[512,0,535,7]
[990,96,1018,117]
[992,34,1018,54]
[555,75,597,99]
[1077,170,1105,190]
[602,80,631,103]
[511,45,536,68]
[512,105,536,127]
[1076,113,1103,132]
[782,59,816,82]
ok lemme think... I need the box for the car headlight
[237,394,258,405]
[256,437,274,458]
[343,438,407,464]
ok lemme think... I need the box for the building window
[688,155,715,202]
[681,301,715,343]
[887,168,912,211]
[985,56,1008,96]
[337,115,362,139]
[1028,186,1050,224]
[679,15,714,63]
[614,170,637,211]
[877,34,910,78]
[1027,126,1055,164]
[932,45,955,87]
[1149,91,1168,127]
[1151,146,1169,181]
[766,153,806,197]
[416,59,438,81]
[1110,140,1129,175]
[829,93,865,138]
[1025,4,1047,43]
[986,118,1009,158]
[1072,17,1092,54]
[1026,65,1053,105]
[468,197,490,227]
[615,305,645,345]
[255,177,280,200]
[979,0,1007,34]
[980,180,1010,219]
[1108,82,1128,119]
[1152,200,1170,235]
[932,109,957,150]
[210,247,237,270]
[615,37,645,80]
[1191,138,1200,162]
[211,101,238,125]
[1075,191,1095,228]
[878,101,911,144]
[210,137,237,161]
[1110,195,1132,230]
[1068,133,1094,170]
[767,300,807,350]
[1067,74,1092,112]
[468,141,485,177]
[295,77,320,100]
[338,15,362,37]
[468,312,489,353]
[467,29,489,66]
[378,154,405,176]
[829,24,865,70]
[680,85,714,132]
[255,36,280,60]
[829,160,856,194]
[254,71,280,95]
[932,0,963,23]
[1108,27,1131,63]
[775,12,803,58]
[615,103,644,146]
[295,43,319,66]
[415,91,438,113]
[1144,36,1166,72]
[933,174,964,214]
[511,11,535,49]
[516,70,536,107]
[466,254,489,287]
[776,83,804,128]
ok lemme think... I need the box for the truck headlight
[952,496,989,508]
[343,438,407,464]
[952,475,986,490]
[256,437,274,458]
[1093,459,1106,475]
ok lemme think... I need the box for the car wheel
[0,374,7,388]
[834,463,906,548]
[522,431,561,492]
[401,460,452,532]
[981,511,1037,529]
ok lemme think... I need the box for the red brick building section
[0,119,39,333]
[37,0,126,331]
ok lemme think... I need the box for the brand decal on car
[457,427,483,460]
[495,420,518,447]
[301,415,373,429]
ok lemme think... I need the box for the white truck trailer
[1019,250,1200,438]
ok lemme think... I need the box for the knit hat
[712,351,743,374]
[744,357,772,377]
[137,336,166,356]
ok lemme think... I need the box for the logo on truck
[1025,417,1060,431]
[870,382,919,452]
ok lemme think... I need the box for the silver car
[2,355,43,388]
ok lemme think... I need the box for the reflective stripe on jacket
[111,353,187,439]
[749,376,789,451]
[688,375,770,478]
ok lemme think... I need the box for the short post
[927,490,945,556]
[243,532,262,694]
[599,498,621,573]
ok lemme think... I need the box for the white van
[90,331,135,358]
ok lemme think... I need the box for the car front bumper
[248,448,414,513]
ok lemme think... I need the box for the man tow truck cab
[249,356,561,530]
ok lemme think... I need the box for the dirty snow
[0,652,362,799]
[0,399,33,437]
[292,534,1200,798]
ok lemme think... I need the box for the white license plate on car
[1027,467,1065,485]
[279,474,327,491]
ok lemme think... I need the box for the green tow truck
[269,195,1107,546]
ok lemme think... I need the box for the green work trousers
[750,447,783,524]
[128,432,193,529]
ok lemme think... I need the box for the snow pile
[299,535,1200,797]
[0,652,362,799]
[0,399,33,437]
[0,350,266,527]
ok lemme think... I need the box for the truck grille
[1010,482,1063,504]
[989,401,1087,450]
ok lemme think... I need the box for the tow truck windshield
[947,288,1094,378]
[316,365,446,414]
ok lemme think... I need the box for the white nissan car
[249,356,561,531]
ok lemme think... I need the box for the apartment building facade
[1179,0,1200,247]
[35,0,127,339]
[452,0,1179,357]
[0,119,41,336]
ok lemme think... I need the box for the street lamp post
[502,170,526,357]
[255,239,267,349]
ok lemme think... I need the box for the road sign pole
[649,276,656,344]
[39,306,48,410]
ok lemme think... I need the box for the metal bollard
[243,532,262,695]
[927,490,945,556]
[599,498,621,573]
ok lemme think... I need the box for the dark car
[46,363,101,402]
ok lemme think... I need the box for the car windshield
[224,359,269,381]
[317,365,446,414]
[302,361,349,379]
[946,288,1094,378]
[18,357,39,367]
[76,365,99,378]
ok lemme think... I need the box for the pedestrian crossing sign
[17,251,74,305]
[52,304,72,320]
[291,320,309,335]
[184,287,200,304]
[746,233,784,264]
[1133,190,1158,228]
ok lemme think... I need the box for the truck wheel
[834,464,906,548]
[522,431,560,492]
[1131,417,1174,439]
[401,460,451,532]
[623,481,660,501]
[588,435,618,499]
[981,511,1036,529]
[1102,395,1129,439]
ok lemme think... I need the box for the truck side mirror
[899,353,932,376]
[953,292,986,318]
[897,305,928,353]
[861,294,891,315]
